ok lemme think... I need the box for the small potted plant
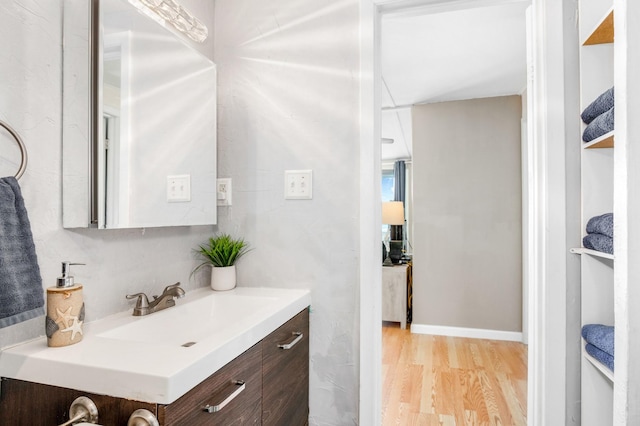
[193,234,251,291]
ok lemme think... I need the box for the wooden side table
[382,264,409,329]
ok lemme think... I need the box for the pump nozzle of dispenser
[57,261,85,288]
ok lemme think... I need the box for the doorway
[360,0,533,424]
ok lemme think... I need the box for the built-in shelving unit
[577,1,615,424]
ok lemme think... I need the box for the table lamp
[382,201,404,265]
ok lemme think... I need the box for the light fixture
[382,201,405,265]
[129,0,208,43]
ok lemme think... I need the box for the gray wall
[412,95,523,332]
[0,1,360,424]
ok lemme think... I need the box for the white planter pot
[210,265,236,291]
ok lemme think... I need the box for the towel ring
[0,119,27,180]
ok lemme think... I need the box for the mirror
[63,0,217,229]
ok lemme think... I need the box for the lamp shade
[382,201,404,225]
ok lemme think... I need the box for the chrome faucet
[126,282,185,316]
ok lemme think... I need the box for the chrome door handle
[277,332,303,350]
[202,380,246,413]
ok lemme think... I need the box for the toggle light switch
[284,170,312,200]
[167,175,191,202]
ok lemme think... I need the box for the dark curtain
[393,160,406,205]
[390,160,406,241]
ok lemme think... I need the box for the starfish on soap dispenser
[60,317,84,340]
[54,306,74,329]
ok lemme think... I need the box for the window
[381,168,395,241]
[381,169,395,202]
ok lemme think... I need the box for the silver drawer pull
[202,380,246,413]
[278,332,303,350]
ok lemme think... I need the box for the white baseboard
[410,323,523,342]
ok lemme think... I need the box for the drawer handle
[202,380,246,413]
[278,332,303,350]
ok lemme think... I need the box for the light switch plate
[285,170,312,200]
[167,175,191,202]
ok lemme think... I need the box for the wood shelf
[584,131,614,149]
[583,8,614,46]
[583,344,614,382]
[570,247,614,260]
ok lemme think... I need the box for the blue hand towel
[581,324,614,356]
[586,213,613,238]
[0,177,45,328]
[583,107,614,142]
[585,343,614,371]
[581,87,614,124]
[583,233,613,254]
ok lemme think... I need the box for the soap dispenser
[45,262,85,347]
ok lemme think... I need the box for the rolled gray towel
[583,233,613,254]
[583,107,614,142]
[581,87,614,124]
[586,213,613,238]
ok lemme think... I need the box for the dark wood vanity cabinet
[262,309,309,426]
[0,308,309,425]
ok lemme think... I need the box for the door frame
[358,0,578,424]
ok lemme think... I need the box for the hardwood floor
[382,324,527,425]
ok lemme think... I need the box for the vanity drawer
[158,343,262,425]
[262,309,309,426]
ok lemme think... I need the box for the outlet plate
[217,178,232,206]
[167,175,191,202]
[284,170,312,200]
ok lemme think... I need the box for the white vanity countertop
[0,287,311,404]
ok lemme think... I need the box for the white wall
[213,0,360,424]
[412,95,523,333]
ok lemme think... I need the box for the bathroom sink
[98,293,276,347]
[0,286,311,404]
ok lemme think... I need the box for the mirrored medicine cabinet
[62,0,217,229]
